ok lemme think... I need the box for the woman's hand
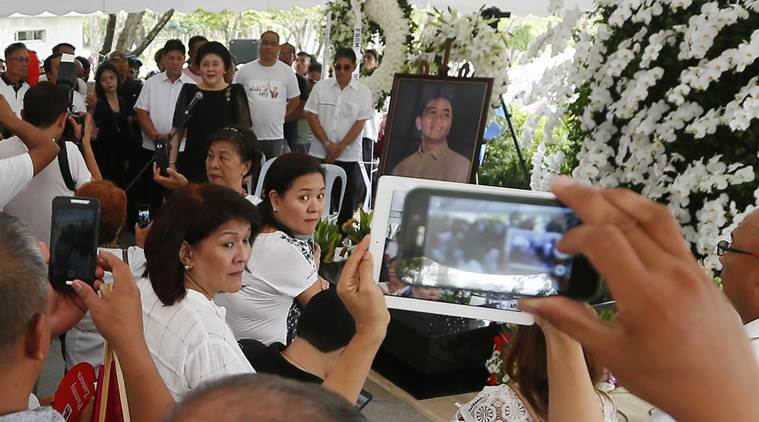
[134,222,151,248]
[152,163,189,191]
[313,242,322,272]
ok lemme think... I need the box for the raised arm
[0,96,58,175]
[322,237,390,403]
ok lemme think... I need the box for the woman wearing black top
[170,42,252,183]
[92,63,134,186]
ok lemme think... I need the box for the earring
[184,264,191,272]
[274,208,278,213]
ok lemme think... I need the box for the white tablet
[370,176,536,325]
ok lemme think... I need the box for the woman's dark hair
[144,184,261,306]
[194,41,232,71]
[503,324,605,418]
[94,63,120,100]
[207,126,262,179]
[259,153,325,236]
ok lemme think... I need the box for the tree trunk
[130,9,175,56]
[115,12,145,52]
[99,14,117,56]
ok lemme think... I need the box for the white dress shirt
[0,137,91,241]
[305,78,373,162]
[139,279,254,401]
[0,152,33,210]
[134,71,196,151]
[0,74,29,117]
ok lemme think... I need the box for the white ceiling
[0,0,595,17]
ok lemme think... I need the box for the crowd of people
[0,33,758,422]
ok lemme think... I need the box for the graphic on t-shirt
[280,234,314,263]
[248,80,284,101]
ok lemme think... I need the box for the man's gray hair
[167,374,367,422]
[0,212,48,358]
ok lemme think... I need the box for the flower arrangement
[485,326,514,385]
[527,0,759,273]
[314,209,374,283]
[327,0,416,108]
[409,7,510,122]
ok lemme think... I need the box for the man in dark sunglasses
[304,47,372,225]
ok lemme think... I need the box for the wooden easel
[96,284,131,422]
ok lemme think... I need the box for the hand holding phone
[395,187,600,301]
[137,204,151,229]
[49,196,100,290]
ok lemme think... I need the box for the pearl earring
[184,264,191,272]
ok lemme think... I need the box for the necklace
[281,351,324,378]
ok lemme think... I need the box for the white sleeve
[134,80,151,111]
[184,340,253,391]
[0,153,34,209]
[67,143,92,189]
[285,69,300,100]
[357,86,374,121]
[261,238,318,297]
[303,82,320,114]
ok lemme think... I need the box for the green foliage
[478,106,573,189]
[340,208,374,244]
[314,219,342,263]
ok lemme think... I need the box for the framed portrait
[379,74,494,184]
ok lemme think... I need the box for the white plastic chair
[253,156,279,199]
[246,154,268,196]
[321,164,346,221]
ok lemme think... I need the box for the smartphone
[154,139,170,177]
[356,389,373,410]
[137,204,151,228]
[49,196,100,290]
[395,187,600,301]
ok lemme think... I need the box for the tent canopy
[0,0,594,17]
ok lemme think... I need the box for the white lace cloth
[454,384,617,422]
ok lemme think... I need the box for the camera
[57,53,85,142]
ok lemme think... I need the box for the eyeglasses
[716,240,759,258]
[334,65,353,71]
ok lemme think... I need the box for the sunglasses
[334,64,353,71]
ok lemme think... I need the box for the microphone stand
[124,103,198,192]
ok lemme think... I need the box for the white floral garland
[327,0,412,106]
[411,8,510,122]
[567,0,759,273]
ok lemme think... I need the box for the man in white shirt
[0,43,31,121]
[305,48,373,224]
[134,39,195,215]
[0,82,94,242]
[183,35,207,83]
[234,31,300,159]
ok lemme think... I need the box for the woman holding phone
[454,319,616,422]
[154,126,262,204]
[215,153,330,346]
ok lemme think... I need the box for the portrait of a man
[380,75,493,184]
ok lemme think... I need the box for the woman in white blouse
[215,153,329,345]
[455,318,617,422]
[140,183,260,400]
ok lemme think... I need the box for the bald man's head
[168,374,366,422]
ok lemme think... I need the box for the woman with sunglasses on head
[154,126,263,204]
[215,153,330,346]
[169,42,252,183]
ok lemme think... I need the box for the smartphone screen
[49,197,100,289]
[396,188,599,300]
[137,204,151,228]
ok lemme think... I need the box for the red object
[92,360,126,422]
[53,362,96,421]
[493,331,512,352]
[26,50,40,86]
[487,373,498,386]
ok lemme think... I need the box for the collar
[160,71,187,84]
[185,288,227,319]
[329,77,357,91]
[1,73,24,90]
[416,142,452,160]
[745,318,759,340]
